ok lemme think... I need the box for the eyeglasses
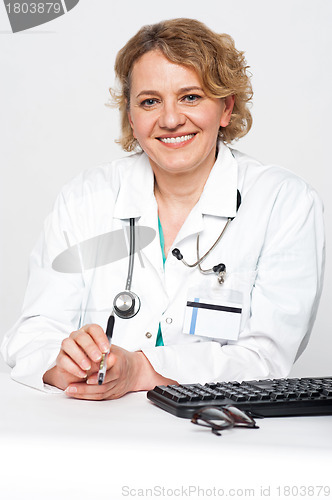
[191,405,259,436]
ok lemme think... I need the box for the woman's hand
[43,324,177,399]
[65,346,156,400]
[43,324,110,391]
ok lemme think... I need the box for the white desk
[0,373,331,500]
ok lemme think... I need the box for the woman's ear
[127,109,136,139]
[220,95,235,127]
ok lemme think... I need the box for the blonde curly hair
[111,18,253,152]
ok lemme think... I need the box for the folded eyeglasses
[191,405,259,436]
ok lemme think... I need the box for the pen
[97,313,115,385]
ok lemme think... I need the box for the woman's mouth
[158,133,196,144]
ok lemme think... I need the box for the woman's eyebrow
[135,86,204,99]
[136,90,160,98]
[179,86,204,93]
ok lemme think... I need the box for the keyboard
[147,377,332,418]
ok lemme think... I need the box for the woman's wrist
[43,365,62,389]
[132,351,177,391]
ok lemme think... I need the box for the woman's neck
[153,165,214,257]
[153,165,212,214]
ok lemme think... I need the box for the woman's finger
[70,330,103,364]
[76,324,110,355]
[85,353,118,385]
[60,336,92,372]
[56,352,88,379]
[65,379,120,400]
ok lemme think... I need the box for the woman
[1,19,325,400]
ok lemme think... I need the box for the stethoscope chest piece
[113,291,141,319]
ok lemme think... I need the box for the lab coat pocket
[183,286,243,341]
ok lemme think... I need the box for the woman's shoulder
[231,147,320,201]
[58,152,144,200]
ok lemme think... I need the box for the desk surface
[1,373,331,500]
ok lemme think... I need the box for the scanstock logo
[3,0,80,33]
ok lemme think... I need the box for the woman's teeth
[159,134,194,144]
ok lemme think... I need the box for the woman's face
[128,50,234,177]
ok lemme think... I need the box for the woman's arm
[43,323,177,400]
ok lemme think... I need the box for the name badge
[183,288,243,341]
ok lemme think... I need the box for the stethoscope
[113,191,241,319]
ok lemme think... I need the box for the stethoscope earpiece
[212,263,225,274]
[213,263,226,284]
[172,248,183,260]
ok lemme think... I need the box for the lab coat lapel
[113,152,163,275]
[113,153,155,219]
[199,142,238,218]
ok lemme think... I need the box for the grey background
[0,0,331,376]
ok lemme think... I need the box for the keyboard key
[174,395,190,403]
[232,395,247,402]
[308,391,321,398]
[154,385,166,395]
[259,394,271,401]
[295,392,310,398]
[163,388,184,400]
[270,393,285,400]
[214,394,227,400]
[247,394,259,401]
[188,394,201,402]
[205,383,218,390]
[285,392,297,399]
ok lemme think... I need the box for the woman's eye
[141,98,158,107]
[183,94,201,103]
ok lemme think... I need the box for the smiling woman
[1,18,325,401]
[127,51,232,176]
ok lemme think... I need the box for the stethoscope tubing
[177,217,232,269]
[125,218,135,291]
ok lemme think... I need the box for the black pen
[98,313,115,385]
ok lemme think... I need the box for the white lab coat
[1,142,325,391]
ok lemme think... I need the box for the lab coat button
[145,332,152,339]
[166,317,173,324]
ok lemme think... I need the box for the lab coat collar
[113,141,238,221]
[199,141,238,218]
[113,154,161,276]
[113,153,155,220]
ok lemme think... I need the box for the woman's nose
[158,102,186,129]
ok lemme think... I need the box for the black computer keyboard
[147,377,332,418]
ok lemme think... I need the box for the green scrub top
[155,217,165,347]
